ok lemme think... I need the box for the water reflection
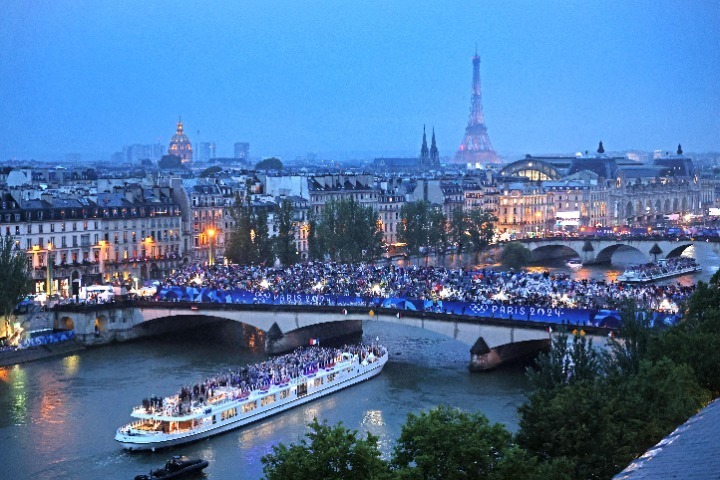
[62,355,80,376]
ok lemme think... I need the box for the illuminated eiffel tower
[454,49,499,165]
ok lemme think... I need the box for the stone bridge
[51,302,611,371]
[520,238,720,265]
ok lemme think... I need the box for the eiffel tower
[454,49,499,165]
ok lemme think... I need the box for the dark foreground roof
[614,398,720,479]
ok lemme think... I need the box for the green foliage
[519,305,710,480]
[648,281,720,396]
[255,157,283,170]
[427,206,449,256]
[274,200,299,266]
[199,165,222,177]
[261,417,390,480]
[500,242,532,269]
[448,206,467,255]
[0,237,32,320]
[309,197,384,263]
[253,207,273,265]
[526,331,604,393]
[606,299,654,376]
[391,405,518,480]
[465,209,497,255]
[225,184,274,265]
[398,201,433,256]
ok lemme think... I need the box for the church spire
[430,127,439,166]
[420,124,429,163]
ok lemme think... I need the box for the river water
[0,322,530,480]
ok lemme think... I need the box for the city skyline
[1,1,719,162]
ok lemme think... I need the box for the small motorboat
[134,456,209,480]
[565,259,582,269]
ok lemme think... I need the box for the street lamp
[46,243,53,296]
[207,228,216,266]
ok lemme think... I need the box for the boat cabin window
[261,394,276,407]
[221,407,237,420]
[326,373,336,382]
[314,377,324,388]
[297,383,308,397]
[280,388,291,400]
[242,400,257,413]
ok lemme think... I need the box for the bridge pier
[470,337,550,371]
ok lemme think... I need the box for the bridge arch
[530,244,581,262]
[56,316,74,330]
[594,244,646,264]
[95,314,108,333]
[666,244,694,258]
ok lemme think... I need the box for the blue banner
[154,286,666,328]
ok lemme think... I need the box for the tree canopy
[255,157,283,171]
[308,197,384,263]
[261,418,390,480]
[0,237,32,321]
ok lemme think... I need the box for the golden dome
[168,117,193,163]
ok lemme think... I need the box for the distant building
[123,144,165,164]
[197,142,216,163]
[373,126,440,172]
[234,142,250,160]
[168,118,193,165]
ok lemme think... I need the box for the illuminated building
[168,118,193,165]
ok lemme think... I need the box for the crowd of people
[141,344,386,418]
[156,262,696,313]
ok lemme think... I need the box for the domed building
[168,118,193,164]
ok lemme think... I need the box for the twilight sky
[1,1,719,162]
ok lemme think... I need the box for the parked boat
[116,344,388,451]
[617,257,702,283]
[134,456,208,480]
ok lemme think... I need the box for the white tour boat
[616,257,702,283]
[115,344,388,451]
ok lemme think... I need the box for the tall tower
[454,49,499,165]
[420,125,430,166]
[430,127,439,166]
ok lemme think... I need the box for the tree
[427,206,449,261]
[261,418,390,480]
[307,213,321,262]
[526,330,604,394]
[255,157,283,171]
[311,198,384,263]
[500,242,532,269]
[606,300,654,377]
[398,201,432,257]
[253,207,274,265]
[199,165,222,177]
[391,405,521,480]
[274,200,299,266]
[226,190,254,264]
[0,237,32,334]
[449,206,467,255]
[465,209,497,262]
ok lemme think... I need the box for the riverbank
[0,339,85,367]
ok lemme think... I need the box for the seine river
[0,322,530,480]
[2,244,717,479]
